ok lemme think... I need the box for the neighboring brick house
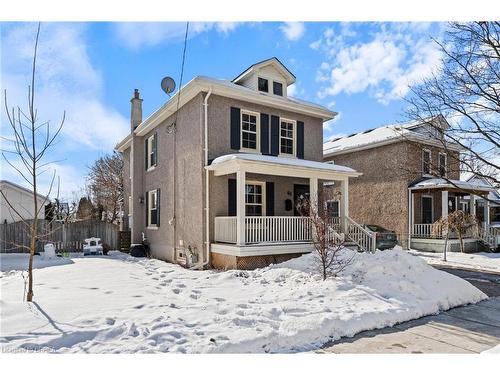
[323,118,496,252]
[116,58,364,270]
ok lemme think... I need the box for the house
[0,180,47,224]
[322,118,497,252]
[116,57,366,270]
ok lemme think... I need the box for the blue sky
[1,22,445,199]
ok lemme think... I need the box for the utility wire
[172,21,189,259]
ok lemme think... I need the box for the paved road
[318,268,500,354]
[435,266,500,297]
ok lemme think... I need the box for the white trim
[211,242,313,257]
[438,152,448,178]
[421,194,434,224]
[147,189,158,228]
[240,109,260,153]
[422,148,432,176]
[146,134,156,171]
[279,118,297,158]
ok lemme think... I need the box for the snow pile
[409,249,500,273]
[0,253,74,273]
[0,249,486,353]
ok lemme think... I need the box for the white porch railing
[214,217,237,243]
[344,216,376,253]
[245,216,312,244]
[411,224,435,238]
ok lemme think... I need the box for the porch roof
[206,153,361,179]
[408,178,494,193]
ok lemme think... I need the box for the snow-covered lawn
[0,249,486,353]
[408,248,500,273]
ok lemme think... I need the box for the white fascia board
[115,135,132,152]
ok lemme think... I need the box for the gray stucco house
[116,58,364,270]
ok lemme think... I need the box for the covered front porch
[206,154,362,261]
[408,178,497,252]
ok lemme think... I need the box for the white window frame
[279,118,296,158]
[421,194,434,224]
[256,75,287,97]
[146,135,156,171]
[438,152,447,177]
[325,199,340,218]
[240,110,260,153]
[245,180,266,217]
[422,148,432,176]
[147,189,158,229]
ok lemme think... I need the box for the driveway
[318,268,500,353]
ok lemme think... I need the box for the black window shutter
[228,179,237,216]
[230,107,241,150]
[270,115,280,156]
[145,138,149,170]
[153,132,158,167]
[266,182,274,216]
[260,113,270,155]
[297,121,304,159]
[156,188,161,226]
[145,191,149,226]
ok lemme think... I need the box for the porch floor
[211,241,314,257]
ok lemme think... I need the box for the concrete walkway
[318,297,500,353]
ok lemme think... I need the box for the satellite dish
[161,76,176,95]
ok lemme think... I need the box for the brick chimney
[130,89,143,131]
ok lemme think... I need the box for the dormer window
[258,77,269,93]
[273,81,283,96]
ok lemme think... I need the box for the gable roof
[466,175,500,201]
[323,117,462,158]
[232,57,296,86]
[116,75,336,151]
[0,180,47,200]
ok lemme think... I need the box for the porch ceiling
[206,153,361,180]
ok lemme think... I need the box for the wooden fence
[0,219,120,253]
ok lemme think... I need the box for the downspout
[191,88,212,269]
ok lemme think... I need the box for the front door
[422,196,433,224]
[294,184,310,216]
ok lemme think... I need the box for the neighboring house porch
[206,154,371,269]
[408,178,499,252]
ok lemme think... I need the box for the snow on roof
[210,153,359,174]
[409,178,494,192]
[323,117,460,157]
[323,120,422,156]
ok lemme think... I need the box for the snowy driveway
[0,250,487,353]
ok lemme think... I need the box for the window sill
[146,226,159,230]
[239,148,261,155]
[146,166,157,172]
[278,153,297,159]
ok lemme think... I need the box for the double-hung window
[147,189,159,227]
[245,182,264,216]
[280,119,295,156]
[241,111,258,151]
[146,133,157,170]
[422,149,431,175]
[439,152,447,177]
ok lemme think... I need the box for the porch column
[470,194,476,217]
[441,190,449,219]
[309,177,318,241]
[236,169,246,245]
[340,178,349,231]
[485,199,491,229]
[408,189,414,249]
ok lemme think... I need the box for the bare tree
[1,23,65,302]
[297,191,354,280]
[86,151,124,224]
[406,22,500,189]
[432,210,478,254]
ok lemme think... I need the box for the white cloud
[1,23,129,199]
[315,24,443,104]
[280,22,305,41]
[323,113,342,137]
[114,22,240,49]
